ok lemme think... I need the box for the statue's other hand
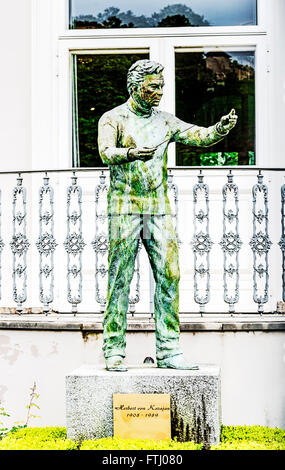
[218,109,238,133]
[128,147,157,162]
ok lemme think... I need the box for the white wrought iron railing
[0,166,284,316]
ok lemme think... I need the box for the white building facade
[0,0,285,430]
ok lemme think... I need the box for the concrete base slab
[65,364,221,446]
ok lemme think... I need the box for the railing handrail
[0,166,285,176]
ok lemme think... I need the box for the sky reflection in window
[69,0,257,29]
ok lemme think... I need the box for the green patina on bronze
[98,59,237,370]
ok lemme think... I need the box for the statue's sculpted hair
[127,59,164,96]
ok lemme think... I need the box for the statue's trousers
[102,213,182,361]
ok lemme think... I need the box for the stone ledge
[0,314,285,332]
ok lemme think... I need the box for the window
[73,52,148,167]
[49,0,269,169]
[175,50,255,166]
[69,0,257,29]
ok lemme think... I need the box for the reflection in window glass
[175,51,255,166]
[74,53,148,167]
[69,0,257,29]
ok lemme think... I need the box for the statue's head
[127,59,165,109]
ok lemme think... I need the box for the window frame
[31,0,271,170]
[164,38,267,167]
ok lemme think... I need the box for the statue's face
[137,73,165,108]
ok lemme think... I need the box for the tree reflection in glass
[175,51,255,166]
[69,1,257,29]
[75,53,148,167]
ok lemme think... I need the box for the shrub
[1,425,285,450]
[211,425,285,450]
[211,440,285,451]
[0,382,40,439]
[0,427,78,451]
[8,426,67,440]
[80,437,202,450]
[220,425,285,444]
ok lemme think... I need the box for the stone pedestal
[65,364,221,446]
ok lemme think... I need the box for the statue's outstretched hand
[128,147,157,162]
[217,109,238,134]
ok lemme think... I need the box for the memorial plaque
[113,393,171,440]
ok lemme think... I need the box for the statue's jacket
[98,99,226,215]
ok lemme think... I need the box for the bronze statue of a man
[98,59,237,371]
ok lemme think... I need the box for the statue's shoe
[157,355,199,370]
[105,355,128,372]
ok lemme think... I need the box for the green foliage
[211,425,285,450]
[1,425,284,450]
[0,427,78,451]
[0,382,40,440]
[211,441,285,450]
[0,403,11,439]
[220,424,285,444]
[8,426,67,440]
[80,437,202,450]
[200,152,238,166]
[0,402,27,440]
[25,382,40,426]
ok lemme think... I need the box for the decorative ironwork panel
[191,171,212,313]
[129,240,142,315]
[10,175,29,312]
[250,172,272,312]
[219,171,242,313]
[93,171,142,314]
[92,171,109,312]
[167,170,180,245]
[279,184,285,301]
[36,174,57,314]
[64,173,85,314]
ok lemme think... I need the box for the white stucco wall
[0,1,284,172]
[267,0,285,166]
[0,2,283,315]
[0,0,31,171]
[0,327,285,430]
[0,1,285,436]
